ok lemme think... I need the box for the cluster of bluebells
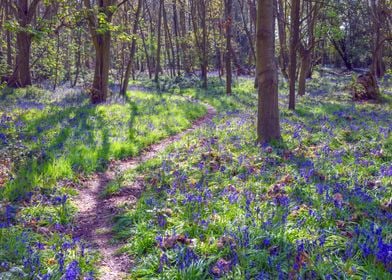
[0,232,95,279]
[122,83,392,279]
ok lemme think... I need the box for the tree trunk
[256,0,280,143]
[225,0,232,95]
[172,0,181,76]
[277,0,289,79]
[140,25,153,79]
[288,0,300,110]
[121,0,142,95]
[237,0,256,63]
[330,38,353,70]
[200,0,208,89]
[371,44,385,78]
[91,32,111,103]
[179,0,191,74]
[352,72,381,101]
[369,0,386,78]
[72,29,82,87]
[53,32,60,90]
[298,49,311,96]
[154,0,163,83]
[5,0,12,70]
[84,0,119,104]
[163,4,175,77]
[7,0,43,88]
[8,31,32,87]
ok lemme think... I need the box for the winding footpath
[72,100,216,279]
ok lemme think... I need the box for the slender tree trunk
[256,0,280,143]
[369,0,386,78]
[172,0,181,76]
[225,0,232,95]
[6,30,12,69]
[237,0,256,62]
[140,25,152,79]
[53,32,61,90]
[73,29,82,87]
[163,4,175,77]
[179,0,191,74]
[298,49,311,96]
[277,0,289,79]
[5,0,12,70]
[199,0,208,88]
[288,0,300,110]
[121,0,142,95]
[330,39,352,70]
[154,0,163,83]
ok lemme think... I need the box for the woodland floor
[72,101,216,279]
[0,73,392,279]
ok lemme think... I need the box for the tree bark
[5,0,12,70]
[163,3,176,77]
[277,0,289,79]
[172,0,181,76]
[72,29,82,87]
[225,0,233,95]
[199,0,208,88]
[297,0,320,96]
[298,49,311,96]
[121,0,142,95]
[330,38,353,70]
[91,32,111,103]
[7,0,40,88]
[369,0,387,78]
[154,0,163,83]
[256,0,281,143]
[8,31,32,87]
[140,25,153,79]
[84,0,122,103]
[179,0,191,74]
[288,0,300,110]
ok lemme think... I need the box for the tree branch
[27,0,42,22]
[117,0,129,8]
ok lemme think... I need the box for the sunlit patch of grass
[0,90,207,201]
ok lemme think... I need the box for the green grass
[0,86,207,278]
[0,89,206,201]
[111,77,392,279]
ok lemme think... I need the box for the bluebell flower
[157,214,167,228]
[158,253,169,273]
[64,260,80,280]
[56,252,65,272]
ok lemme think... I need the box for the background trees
[0,0,390,101]
[6,0,56,87]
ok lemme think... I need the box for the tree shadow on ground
[1,100,137,202]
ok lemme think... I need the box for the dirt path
[72,100,216,280]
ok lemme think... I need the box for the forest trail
[72,99,216,280]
